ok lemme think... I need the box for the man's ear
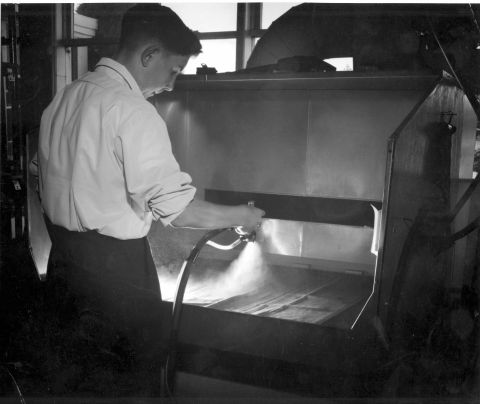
[141,45,159,67]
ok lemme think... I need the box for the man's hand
[236,204,265,235]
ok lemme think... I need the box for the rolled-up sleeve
[116,105,196,226]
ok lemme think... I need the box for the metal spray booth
[21,4,479,398]
[25,70,476,395]
[153,71,475,394]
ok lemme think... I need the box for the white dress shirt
[38,58,195,239]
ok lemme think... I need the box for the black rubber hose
[164,227,230,394]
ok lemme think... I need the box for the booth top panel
[154,75,447,201]
[173,71,441,91]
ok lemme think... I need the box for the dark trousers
[44,218,165,395]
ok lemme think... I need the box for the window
[324,57,354,72]
[61,3,302,85]
[163,3,237,32]
[163,3,239,73]
[261,2,299,29]
[73,10,97,39]
[162,3,302,72]
[184,39,237,74]
[73,13,97,77]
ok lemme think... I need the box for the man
[37,4,264,395]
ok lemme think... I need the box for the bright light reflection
[163,3,237,33]
[183,39,236,74]
[157,242,270,304]
[324,57,354,71]
[260,219,298,255]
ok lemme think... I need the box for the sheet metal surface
[301,221,374,264]
[26,132,50,279]
[376,80,464,323]
[148,218,376,278]
[152,75,431,268]
[306,90,424,199]
[157,256,372,327]
[154,76,426,201]
[185,90,310,195]
[260,219,375,267]
[259,219,303,257]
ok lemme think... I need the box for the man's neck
[113,51,145,94]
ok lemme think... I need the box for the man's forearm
[171,198,252,229]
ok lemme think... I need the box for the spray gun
[238,200,258,242]
[164,200,258,395]
[206,200,258,249]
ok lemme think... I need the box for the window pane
[73,7,98,39]
[324,57,354,72]
[76,46,89,76]
[261,3,300,29]
[163,3,237,32]
[183,39,236,74]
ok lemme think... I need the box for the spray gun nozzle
[246,232,257,242]
[234,226,257,243]
[240,231,256,243]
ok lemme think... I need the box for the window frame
[56,2,268,85]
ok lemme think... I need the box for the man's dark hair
[119,3,201,56]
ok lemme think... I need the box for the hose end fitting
[240,231,256,243]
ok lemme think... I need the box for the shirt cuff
[149,184,196,227]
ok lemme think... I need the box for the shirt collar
[95,57,143,97]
